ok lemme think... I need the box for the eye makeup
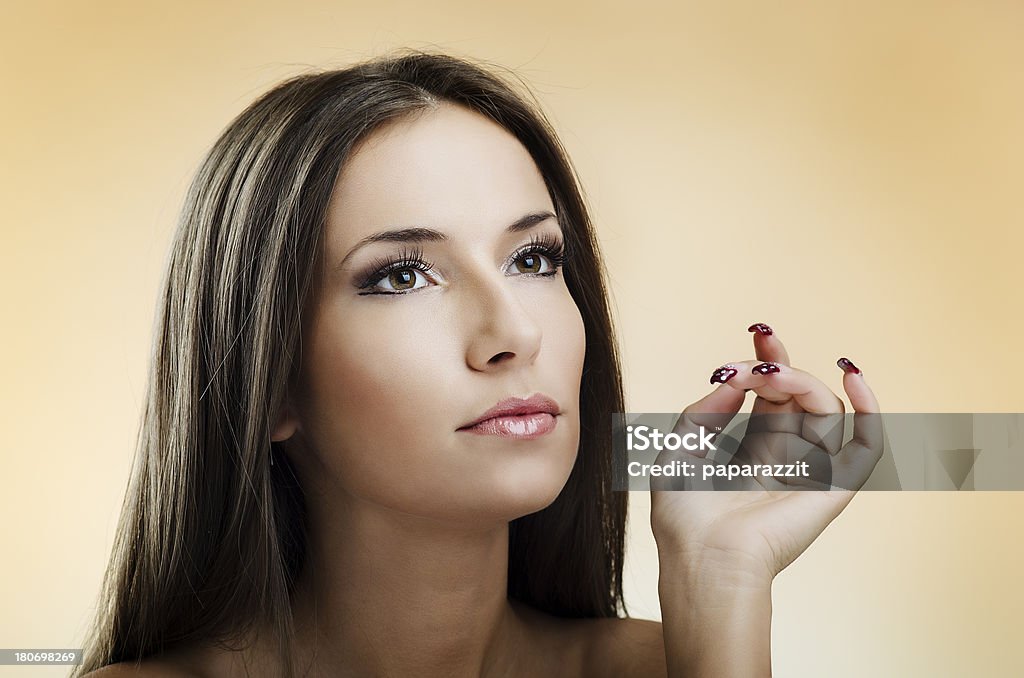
[353,245,432,293]
[504,232,566,276]
[354,231,568,296]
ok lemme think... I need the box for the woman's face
[279,103,586,525]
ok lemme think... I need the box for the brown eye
[357,249,438,295]
[515,253,546,274]
[389,269,417,290]
[506,234,565,277]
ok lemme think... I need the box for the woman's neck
[284,487,529,677]
[169,486,583,678]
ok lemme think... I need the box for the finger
[710,360,789,405]
[715,360,845,415]
[714,361,845,453]
[671,383,747,460]
[688,378,749,416]
[834,358,884,490]
[755,359,844,453]
[651,384,748,491]
[839,357,882,453]
[837,358,880,413]
[710,360,802,438]
[749,322,791,366]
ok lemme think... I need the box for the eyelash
[355,233,568,295]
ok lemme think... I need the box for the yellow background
[2,1,1022,675]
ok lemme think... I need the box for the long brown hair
[77,49,627,676]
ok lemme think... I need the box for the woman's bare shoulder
[578,616,667,678]
[512,600,666,676]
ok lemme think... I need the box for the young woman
[78,50,881,677]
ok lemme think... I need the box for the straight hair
[77,49,627,677]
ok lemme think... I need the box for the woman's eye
[508,235,565,276]
[514,252,548,274]
[371,267,432,293]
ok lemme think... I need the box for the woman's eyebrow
[335,210,557,269]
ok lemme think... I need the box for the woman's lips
[459,412,557,439]
[458,394,560,439]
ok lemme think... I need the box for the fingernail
[837,357,862,375]
[752,361,781,375]
[748,323,773,336]
[710,365,739,384]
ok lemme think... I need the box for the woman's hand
[651,323,883,677]
[650,322,882,579]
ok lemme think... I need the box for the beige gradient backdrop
[2,1,1022,676]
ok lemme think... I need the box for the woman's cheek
[309,302,458,457]
[551,289,586,384]
[300,338,456,508]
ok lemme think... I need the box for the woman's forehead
[324,103,554,250]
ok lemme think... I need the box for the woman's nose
[464,277,543,372]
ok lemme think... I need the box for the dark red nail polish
[837,357,861,375]
[748,323,773,336]
[710,366,738,384]
[752,361,781,375]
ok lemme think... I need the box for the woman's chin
[403,470,573,526]
[476,462,575,520]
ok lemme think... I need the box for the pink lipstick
[458,394,560,439]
